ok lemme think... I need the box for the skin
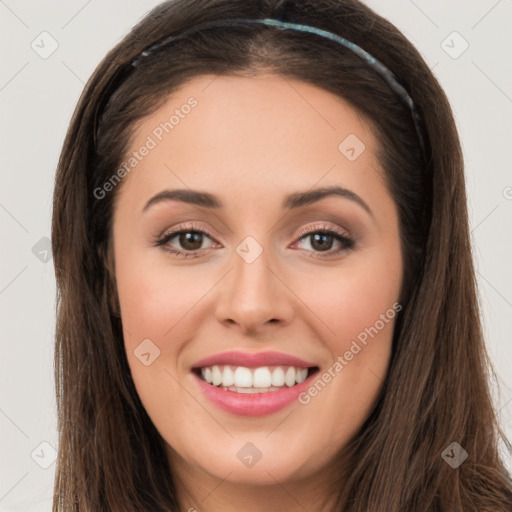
[111,73,403,512]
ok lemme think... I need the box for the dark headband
[92,17,427,157]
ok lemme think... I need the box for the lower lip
[192,370,318,416]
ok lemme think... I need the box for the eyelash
[153,222,355,259]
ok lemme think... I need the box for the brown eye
[153,222,217,258]
[308,232,336,252]
[294,224,355,258]
[176,231,204,251]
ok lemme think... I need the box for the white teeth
[222,366,234,387]
[253,367,272,387]
[233,367,253,387]
[296,368,308,384]
[211,365,222,386]
[285,367,296,387]
[233,387,260,394]
[220,385,287,393]
[271,367,285,386]
[202,367,212,384]
[199,365,313,390]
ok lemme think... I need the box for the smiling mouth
[192,365,320,393]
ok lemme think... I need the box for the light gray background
[1,1,511,510]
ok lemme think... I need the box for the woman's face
[111,73,403,491]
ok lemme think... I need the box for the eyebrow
[142,185,373,217]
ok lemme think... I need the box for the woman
[51,0,512,510]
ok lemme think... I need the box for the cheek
[115,253,206,343]
[114,252,221,411]
[115,264,197,432]
[324,280,396,348]
[292,251,400,425]
[298,251,400,347]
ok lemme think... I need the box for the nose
[214,244,294,336]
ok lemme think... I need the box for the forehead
[116,73,386,211]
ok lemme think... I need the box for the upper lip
[191,350,318,369]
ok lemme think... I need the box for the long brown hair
[51,0,512,510]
